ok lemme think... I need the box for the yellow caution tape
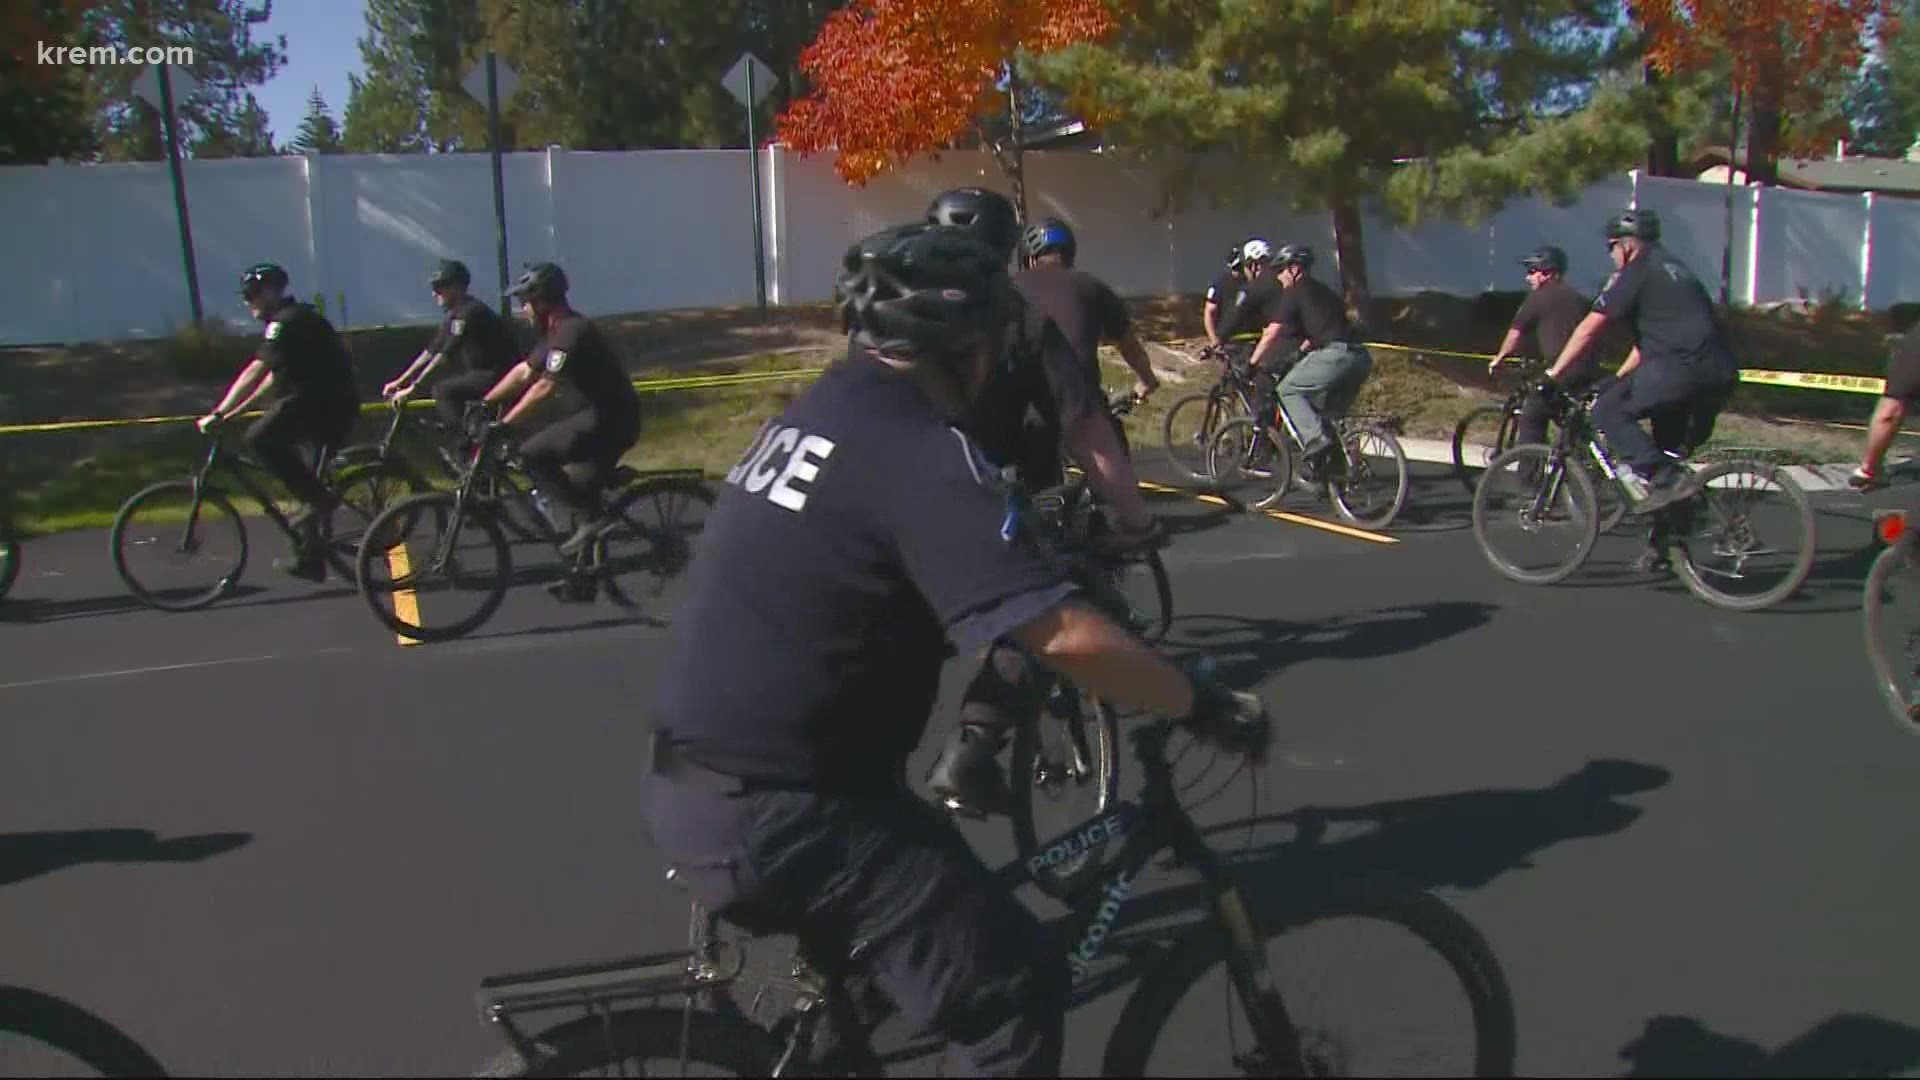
[1734,368,1884,395]
[0,367,828,436]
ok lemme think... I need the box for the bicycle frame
[191,436,318,549]
[474,720,1301,1076]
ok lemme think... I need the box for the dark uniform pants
[1590,363,1736,473]
[1514,369,1600,449]
[430,368,501,429]
[518,403,639,518]
[641,756,1066,1077]
[246,396,356,509]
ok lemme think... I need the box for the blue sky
[254,0,368,147]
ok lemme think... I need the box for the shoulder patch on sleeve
[449,317,465,335]
[544,348,567,373]
[264,320,283,340]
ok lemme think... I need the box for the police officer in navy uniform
[919,188,1164,817]
[197,263,361,580]
[481,262,642,566]
[1544,209,1741,568]
[1205,243,1253,350]
[642,222,1267,1077]
[381,259,521,430]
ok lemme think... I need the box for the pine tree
[286,86,343,154]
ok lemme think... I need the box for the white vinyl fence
[2,146,1914,347]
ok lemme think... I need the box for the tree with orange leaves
[1631,0,1898,182]
[775,0,1122,221]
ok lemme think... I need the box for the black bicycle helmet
[430,258,471,289]
[240,262,289,299]
[509,261,568,303]
[1022,217,1076,265]
[925,187,1021,264]
[1275,243,1315,271]
[1604,209,1661,242]
[836,223,1014,360]
[1520,245,1568,275]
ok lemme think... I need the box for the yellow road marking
[384,541,422,647]
[1136,479,1400,545]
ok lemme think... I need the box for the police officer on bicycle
[1245,244,1373,481]
[197,263,361,580]
[642,220,1266,1078]
[381,259,521,431]
[480,262,642,568]
[1487,244,1595,449]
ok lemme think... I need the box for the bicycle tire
[1328,422,1409,531]
[1864,538,1920,733]
[332,460,430,554]
[0,537,18,601]
[1471,445,1601,586]
[0,986,169,1077]
[1163,390,1241,483]
[1206,418,1294,509]
[473,1005,778,1077]
[1101,877,1517,1077]
[1134,547,1174,641]
[1669,459,1817,612]
[1009,689,1120,903]
[110,481,250,612]
[354,490,511,642]
[1450,405,1514,497]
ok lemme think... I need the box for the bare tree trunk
[1003,60,1028,226]
[1643,62,1681,177]
[1746,98,1783,186]
[1330,195,1373,320]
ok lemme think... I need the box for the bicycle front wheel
[1164,391,1243,482]
[355,491,511,642]
[475,1006,778,1077]
[1102,878,1516,1077]
[1471,445,1601,585]
[1668,459,1816,612]
[594,474,716,610]
[1865,538,1920,733]
[1010,686,1120,903]
[1206,418,1293,510]
[1328,421,1409,531]
[110,480,249,611]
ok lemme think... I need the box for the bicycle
[108,408,430,612]
[1449,363,1629,535]
[468,711,1517,1077]
[353,415,715,643]
[1203,375,1411,531]
[1864,507,1920,731]
[0,985,168,1076]
[1470,386,1816,611]
[1159,342,1263,482]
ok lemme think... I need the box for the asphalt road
[2,461,1918,1077]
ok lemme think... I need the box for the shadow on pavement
[1618,1012,1920,1078]
[0,584,270,623]
[1386,472,1475,533]
[0,829,252,888]
[0,985,169,1076]
[1158,602,1498,686]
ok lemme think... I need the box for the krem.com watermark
[38,43,195,66]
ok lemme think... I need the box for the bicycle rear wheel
[1451,405,1516,497]
[1865,538,1920,733]
[1471,445,1601,585]
[1010,686,1120,903]
[1327,421,1409,531]
[110,481,249,611]
[594,474,716,610]
[355,491,511,642]
[1102,877,1516,1077]
[475,1006,778,1077]
[332,460,429,554]
[1668,459,1816,612]
[1164,390,1243,483]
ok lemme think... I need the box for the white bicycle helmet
[1240,239,1274,264]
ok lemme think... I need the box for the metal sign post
[722,52,779,313]
[462,55,522,313]
[133,63,204,324]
